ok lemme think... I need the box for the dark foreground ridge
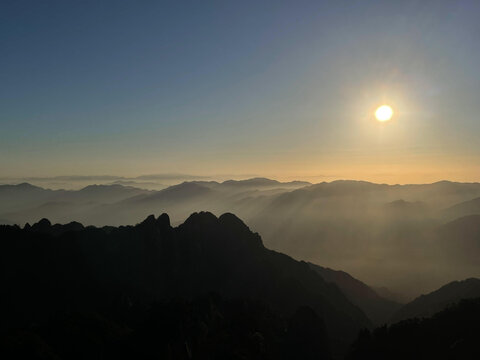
[1,212,370,359]
[347,298,480,360]
[390,278,480,323]
[308,263,402,326]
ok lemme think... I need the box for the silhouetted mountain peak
[175,212,265,251]
[0,182,44,192]
[172,181,209,191]
[157,213,170,228]
[222,177,280,187]
[138,181,212,203]
[60,221,84,232]
[182,211,253,233]
[220,177,310,189]
[138,213,172,234]
[300,180,389,198]
[28,219,85,236]
[78,184,148,196]
[432,180,454,185]
[80,184,123,191]
[31,218,52,232]
[183,211,218,228]
[17,182,41,189]
[140,214,157,226]
[219,212,249,231]
[218,212,263,248]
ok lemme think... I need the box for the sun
[375,105,393,122]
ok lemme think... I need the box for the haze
[2,2,480,358]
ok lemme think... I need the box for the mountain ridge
[0,211,371,356]
[308,263,402,325]
[390,278,480,323]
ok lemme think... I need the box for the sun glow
[375,105,393,122]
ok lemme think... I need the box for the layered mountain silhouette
[2,178,480,299]
[390,278,480,323]
[371,286,405,304]
[347,297,480,360]
[0,183,151,217]
[220,177,310,189]
[442,196,480,220]
[0,212,370,358]
[309,264,402,325]
[434,215,480,266]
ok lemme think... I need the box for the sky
[1,0,480,184]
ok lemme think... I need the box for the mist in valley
[3,1,480,357]
[2,178,479,301]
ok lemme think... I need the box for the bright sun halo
[375,105,393,122]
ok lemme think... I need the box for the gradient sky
[2,0,480,183]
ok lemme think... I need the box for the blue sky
[1,0,480,183]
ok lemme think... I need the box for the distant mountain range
[1,178,480,299]
[0,182,151,214]
[3,179,480,227]
[433,215,480,268]
[442,197,480,220]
